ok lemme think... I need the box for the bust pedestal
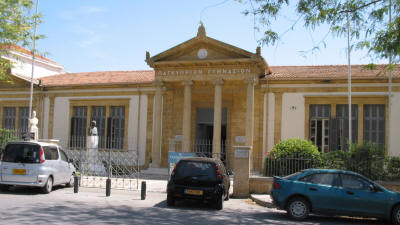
[85,135,106,175]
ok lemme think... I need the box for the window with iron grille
[18,107,29,138]
[2,107,16,131]
[69,105,126,150]
[309,105,331,152]
[91,106,106,149]
[70,106,87,148]
[2,107,29,138]
[363,104,385,146]
[106,106,125,149]
[336,104,358,150]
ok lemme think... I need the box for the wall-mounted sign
[175,135,183,141]
[235,136,246,143]
[156,68,252,76]
[235,149,249,158]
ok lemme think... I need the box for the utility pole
[346,0,352,149]
[28,0,39,124]
[387,0,392,154]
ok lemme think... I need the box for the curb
[250,194,275,208]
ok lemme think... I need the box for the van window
[60,149,68,162]
[43,146,59,160]
[2,144,40,163]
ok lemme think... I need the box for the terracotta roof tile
[7,45,60,65]
[40,70,155,87]
[266,64,400,80]
[40,64,399,87]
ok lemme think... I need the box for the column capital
[153,80,164,87]
[182,80,193,86]
[212,78,224,86]
[244,77,259,85]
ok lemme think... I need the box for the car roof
[6,140,58,148]
[302,168,362,176]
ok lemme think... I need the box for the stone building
[1,25,399,172]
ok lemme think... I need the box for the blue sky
[36,0,386,73]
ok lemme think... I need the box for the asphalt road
[0,186,391,225]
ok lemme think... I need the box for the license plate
[184,189,203,195]
[13,169,26,175]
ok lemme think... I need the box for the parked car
[270,169,400,224]
[0,140,76,193]
[166,157,231,210]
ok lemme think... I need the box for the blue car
[270,169,400,224]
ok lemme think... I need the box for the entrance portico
[146,24,270,170]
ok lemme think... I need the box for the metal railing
[168,138,228,163]
[263,153,400,181]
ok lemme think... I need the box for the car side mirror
[68,158,74,163]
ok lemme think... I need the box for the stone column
[244,78,257,171]
[152,80,164,167]
[182,80,193,152]
[244,78,257,146]
[212,78,224,158]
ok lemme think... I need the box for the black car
[167,157,231,210]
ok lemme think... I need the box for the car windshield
[2,143,40,163]
[175,161,216,180]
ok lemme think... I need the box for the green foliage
[0,128,18,154]
[264,138,321,176]
[321,150,349,170]
[239,0,400,62]
[0,0,43,81]
[387,157,400,180]
[346,142,386,180]
[271,138,320,158]
[264,140,399,181]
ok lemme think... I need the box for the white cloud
[69,25,95,35]
[59,6,106,21]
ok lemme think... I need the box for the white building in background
[1,45,65,79]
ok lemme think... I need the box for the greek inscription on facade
[157,68,251,76]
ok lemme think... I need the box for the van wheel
[167,194,175,206]
[286,197,310,220]
[215,194,223,210]
[42,176,53,194]
[66,175,74,187]
[393,205,400,225]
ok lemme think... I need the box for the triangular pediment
[150,37,256,63]
[146,25,269,72]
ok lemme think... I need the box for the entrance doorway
[195,108,227,163]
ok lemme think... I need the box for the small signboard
[235,149,249,158]
[168,152,196,164]
[235,136,246,143]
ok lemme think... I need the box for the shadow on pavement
[0,185,70,195]
[0,192,391,225]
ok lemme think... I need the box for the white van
[0,140,76,193]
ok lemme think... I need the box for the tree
[239,0,400,62]
[0,0,42,81]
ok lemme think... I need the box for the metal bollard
[141,181,146,200]
[106,178,111,197]
[73,176,79,193]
